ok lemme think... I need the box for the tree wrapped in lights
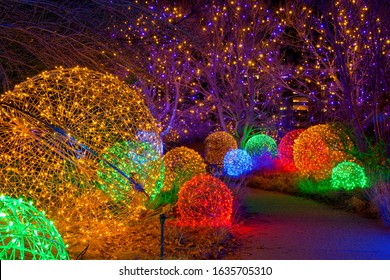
[111,1,215,144]
[178,174,233,227]
[293,124,354,179]
[113,0,285,144]
[0,0,131,93]
[188,0,285,143]
[204,131,238,166]
[280,0,390,147]
[0,195,69,260]
[278,129,305,172]
[162,146,206,192]
[331,161,368,191]
[223,149,253,178]
[0,67,162,249]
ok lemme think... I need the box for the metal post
[159,214,167,260]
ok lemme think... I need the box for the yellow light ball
[0,66,161,251]
[163,146,206,192]
[204,131,238,166]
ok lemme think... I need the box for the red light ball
[278,129,305,172]
[178,174,233,227]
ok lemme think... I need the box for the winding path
[225,187,390,259]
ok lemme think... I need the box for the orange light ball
[293,124,353,179]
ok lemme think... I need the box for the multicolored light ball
[0,195,69,260]
[293,124,353,179]
[223,149,253,177]
[331,161,368,191]
[178,174,233,227]
[278,129,305,172]
[136,130,163,156]
[162,146,206,191]
[204,131,238,166]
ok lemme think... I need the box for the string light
[244,134,278,158]
[178,174,233,227]
[0,66,161,256]
[136,130,164,156]
[244,134,278,169]
[0,195,69,260]
[97,140,164,204]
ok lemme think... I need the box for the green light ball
[0,195,69,260]
[331,161,368,191]
[97,140,164,203]
[244,134,278,158]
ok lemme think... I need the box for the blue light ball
[223,149,253,177]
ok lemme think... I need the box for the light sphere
[178,174,233,227]
[97,140,164,204]
[136,130,164,156]
[0,195,69,260]
[223,149,253,177]
[244,134,278,158]
[278,129,305,172]
[293,124,353,179]
[162,146,206,191]
[331,161,368,191]
[204,131,238,166]
[0,66,161,247]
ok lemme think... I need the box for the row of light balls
[0,124,368,260]
[0,66,367,260]
[213,126,368,191]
